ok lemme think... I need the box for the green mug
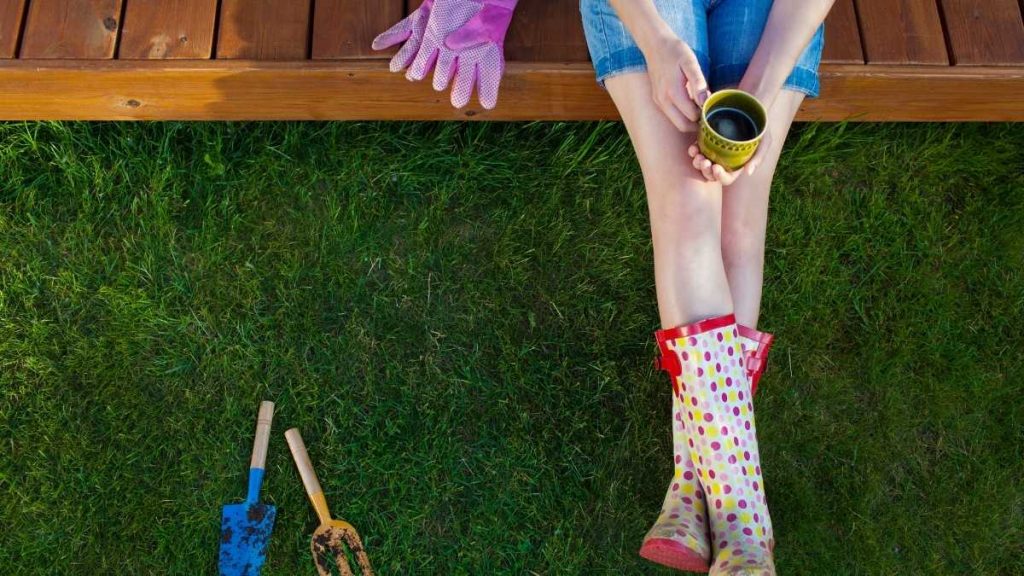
[698,89,767,172]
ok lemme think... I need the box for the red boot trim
[736,323,773,347]
[654,314,737,378]
[737,324,775,395]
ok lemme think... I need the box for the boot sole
[639,538,709,573]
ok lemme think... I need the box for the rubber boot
[638,315,761,572]
[674,314,775,575]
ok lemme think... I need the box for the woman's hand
[643,35,710,132]
[687,125,773,186]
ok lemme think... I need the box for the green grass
[0,120,1021,575]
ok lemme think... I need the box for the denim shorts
[581,0,825,97]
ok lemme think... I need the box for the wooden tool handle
[249,401,275,470]
[285,428,324,498]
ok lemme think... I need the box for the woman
[373,1,832,570]
[580,0,833,573]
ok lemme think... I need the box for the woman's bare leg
[720,90,805,329]
[606,73,733,329]
[609,71,736,572]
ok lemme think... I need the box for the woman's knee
[721,218,766,269]
[649,175,725,244]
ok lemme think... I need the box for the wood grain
[249,401,275,471]
[940,0,1024,65]
[822,0,863,64]
[119,0,218,59]
[799,64,1024,120]
[0,0,26,58]
[505,0,589,62]
[217,0,311,60]
[20,0,124,59]
[0,61,1020,121]
[855,0,948,64]
[312,0,402,59]
[285,429,325,501]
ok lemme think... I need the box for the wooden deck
[0,0,1022,121]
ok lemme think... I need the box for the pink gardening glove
[374,0,519,109]
[436,0,518,109]
[371,0,435,73]
[403,0,482,83]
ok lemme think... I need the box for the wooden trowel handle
[250,401,275,470]
[285,428,331,523]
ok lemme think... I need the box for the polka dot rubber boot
[675,314,775,575]
[637,372,711,572]
[639,314,757,572]
[736,324,775,396]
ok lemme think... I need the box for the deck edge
[0,61,1021,121]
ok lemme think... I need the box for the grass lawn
[0,120,1021,575]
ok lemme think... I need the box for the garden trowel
[219,401,277,576]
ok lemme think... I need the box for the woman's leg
[607,71,736,572]
[658,89,805,576]
[606,73,734,330]
[720,90,805,329]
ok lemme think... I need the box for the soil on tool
[248,505,268,522]
[311,527,373,576]
[220,503,276,575]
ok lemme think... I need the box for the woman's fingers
[668,81,700,123]
[656,95,692,132]
[691,152,713,181]
[690,149,743,185]
[678,46,709,110]
[713,164,740,186]
[687,81,710,110]
[702,162,716,182]
[646,39,707,132]
[697,156,715,181]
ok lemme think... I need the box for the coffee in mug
[698,89,768,172]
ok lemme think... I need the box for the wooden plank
[822,0,864,64]
[940,0,1024,65]
[798,64,1024,120]
[506,0,589,61]
[20,0,124,59]
[0,61,1021,121]
[855,0,948,64]
[0,61,610,119]
[119,0,218,59]
[311,0,402,59]
[217,0,311,60]
[0,0,26,58]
